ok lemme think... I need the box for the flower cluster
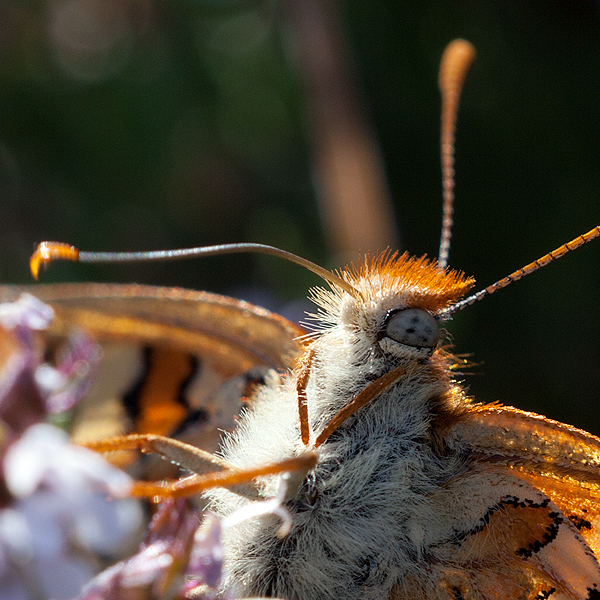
[0,294,143,600]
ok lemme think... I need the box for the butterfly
[3,39,600,600]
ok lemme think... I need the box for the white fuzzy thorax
[205,265,473,600]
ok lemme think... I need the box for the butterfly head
[309,251,474,361]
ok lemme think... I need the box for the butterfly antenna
[29,241,360,297]
[437,39,477,269]
[442,225,600,316]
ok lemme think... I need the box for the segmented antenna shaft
[443,225,600,316]
[437,40,476,269]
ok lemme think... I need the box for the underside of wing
[393,468,600,600]
[447,404,600,484]
[419,404,600,600]
[509,466,600,561]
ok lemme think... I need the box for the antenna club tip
[30,241,80,280]
[439,39,477,93]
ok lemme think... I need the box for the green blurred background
[1,0,599,433]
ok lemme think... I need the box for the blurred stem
[282,0,399,260]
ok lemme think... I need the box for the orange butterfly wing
[0,283,303,371]
[0,283,304,453]
[448,404,600,483]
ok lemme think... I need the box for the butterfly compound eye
[384,308,440,349]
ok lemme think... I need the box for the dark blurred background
[1,0,599,433]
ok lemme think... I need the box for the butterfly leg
[129,452,318,499]
[314,363,406,446]
[295,347,314,445]
[84,433,231,476]
[84,434,317,500]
